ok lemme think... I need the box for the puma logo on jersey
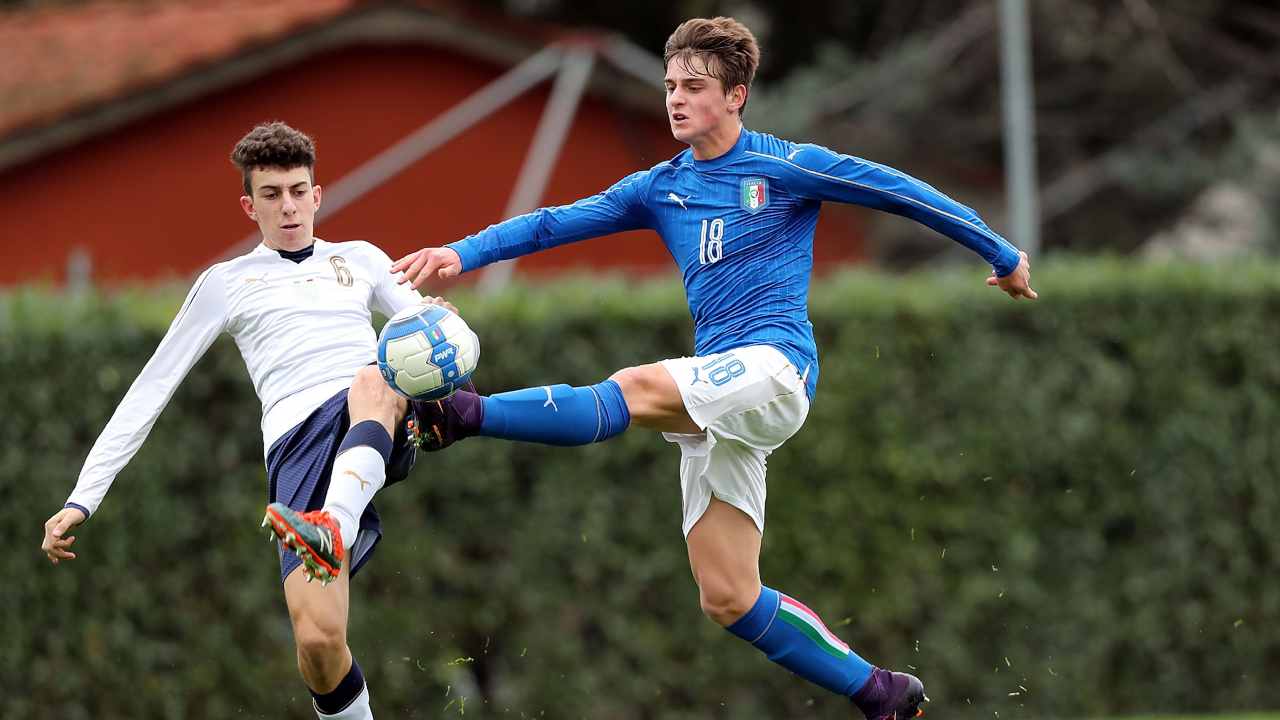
[344,469,370,491]
[667,192,692,210]
[542,386,558,412]
[787,147,802,160]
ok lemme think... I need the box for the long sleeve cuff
[993,245,1022,278]
[446,239,481,273]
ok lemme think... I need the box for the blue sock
[726,586,875,697]
[310,658,365,714]
[478,380,630,446]
[338,420,393,462]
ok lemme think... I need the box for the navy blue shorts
[266,388,417,582]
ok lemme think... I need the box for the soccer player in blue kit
[373,16,1032,719]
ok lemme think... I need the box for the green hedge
[4,259,1279,719]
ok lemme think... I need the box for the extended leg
[688,499,924,719]
[266,366,406,581]
[322,366,406,553]
[411,362,697,451]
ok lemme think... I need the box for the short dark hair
[663,17,761,116]
[230,121,316,195]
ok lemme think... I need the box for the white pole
[600,35,666,89]
[999,0,1040,256]
[66,247,92,295]
[478,45,597,293]
[208,46,565,265]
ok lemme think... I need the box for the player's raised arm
[44,266,229,564]
[772,144,1037,299]
[393,171,652,290]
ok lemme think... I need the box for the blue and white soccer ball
[377,303,480,401]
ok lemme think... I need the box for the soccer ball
[377,303,480,401]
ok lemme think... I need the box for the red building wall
[0,42,865,286]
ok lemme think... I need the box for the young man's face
[239,166,321,251]
[664,54,744,146]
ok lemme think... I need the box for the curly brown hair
[230,121,316,195]
[663,17,760,117]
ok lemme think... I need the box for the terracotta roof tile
[0,0,356,137]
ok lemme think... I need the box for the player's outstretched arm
[41,506,87,565]
[776,144,1033,288]
[60,266,229,535]
[391,247,462,290]
[985,250,1038,300]
[393,171,653,290]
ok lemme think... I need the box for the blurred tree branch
[481,0,1280,256]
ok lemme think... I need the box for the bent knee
[350,365,395,399]
[609,363,687,428]
[698,581,760,627]
[608,365,651,397]
[349,365,405,411]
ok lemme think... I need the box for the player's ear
[727,84,747,114]
[240,195,257,221]
[312,184,322,210]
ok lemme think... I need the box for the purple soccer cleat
[852,669,929,720]
[407,382,484,452]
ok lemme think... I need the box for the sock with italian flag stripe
[726,585,874,696]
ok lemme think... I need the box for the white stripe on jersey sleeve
[745,149,1021,262]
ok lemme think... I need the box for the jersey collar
[690,127,750,172]
[254,238,328,261]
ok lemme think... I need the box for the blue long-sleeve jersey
[449,128,1022,399]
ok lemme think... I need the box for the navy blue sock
[338,420,393,463]
[477,380,630,446]
[311,659,365,715]
[726,586,875,697]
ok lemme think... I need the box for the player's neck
[264,236,316,252]
[689,122,743,161]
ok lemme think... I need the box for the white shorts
[660,345,810,536]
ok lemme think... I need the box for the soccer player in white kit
[38,122,435,719]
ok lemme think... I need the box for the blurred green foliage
[3,259,1279,719]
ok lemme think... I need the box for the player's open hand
[986,251,1038,300]
[42,506,87,565]
[422,295,459,315]
[392,247,462,290]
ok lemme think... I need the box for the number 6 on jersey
[699,218,724,265]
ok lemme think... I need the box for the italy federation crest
[741,177,768,213]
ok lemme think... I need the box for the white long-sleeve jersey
[66,239,422,516]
